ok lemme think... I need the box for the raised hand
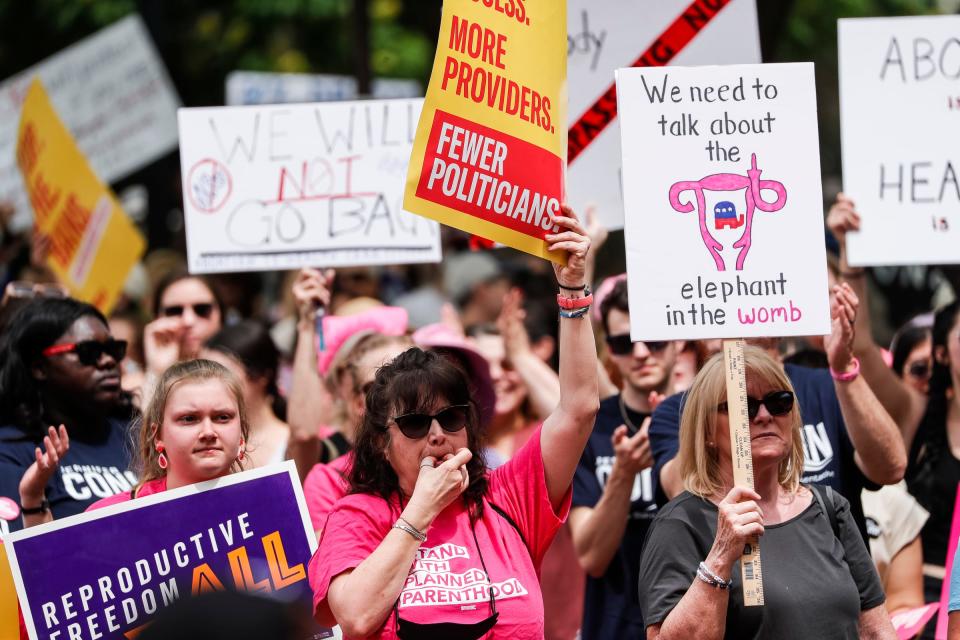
[292,268,334,323]
[546,206,591,289]
[826,193,861,250]
[825,282,859,374]
[611,420,654,478]
[144,316,186,377]
[19,425,69,509]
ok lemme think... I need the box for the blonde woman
[639,346,895,640]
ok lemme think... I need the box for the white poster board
[226,71,422,106]
[178,98,442,273]
[567,0,761,230]
[839,16,960,266]
[0,15,181,232]
[617,63,831,340]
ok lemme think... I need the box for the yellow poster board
[403,0,566,263]
[16,78,145,313]
[0,542,18,639]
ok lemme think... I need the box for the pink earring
[237,439,245,463]
[157,445,168,470]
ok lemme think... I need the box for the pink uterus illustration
[668,154,787,271]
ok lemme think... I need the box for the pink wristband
[830,356,860,382]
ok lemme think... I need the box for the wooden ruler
[722,339,764,606]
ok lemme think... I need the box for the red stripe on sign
[567,0,732,163]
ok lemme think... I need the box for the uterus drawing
[668,154,788,271]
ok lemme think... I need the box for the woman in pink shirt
[88,358,250,510]
[309,209,599,639]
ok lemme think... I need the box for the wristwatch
[21,499,49,515]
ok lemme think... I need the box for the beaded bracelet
[559,307,590,319]
[696,562,733,589]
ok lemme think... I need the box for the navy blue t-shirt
[649,363,873,540]
[0,418,137,531]
[573,394,658,640]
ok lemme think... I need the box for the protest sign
[226,71,422,105]
[403,0,567,263]
[839,16,960,266]
[6,461,328,640]
[16,79,146,314]
[178,98,441,273]
[0,14,181,232]
[568,0,761,230]
[616,63,831,341]
[0,543,18,639]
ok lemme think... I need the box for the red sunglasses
[42,339,127,366]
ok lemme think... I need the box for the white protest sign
[567,0,761,230]
[226,71,422,106]
[839,16,960,266]
[178,98,441,273]
[617,63,831,340]
[0,15,181,232]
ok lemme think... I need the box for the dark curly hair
[348,347,489,519]
[0,298,133,434]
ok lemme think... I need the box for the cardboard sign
[568,0,761,230]
[839,16,960,266]
[404,0,567,263]
[16,79,146,314]
[178,98,441,273]
[891,603,939,640]
[226,71,422,105]
[616,63,831,341]
[6,462,328,640]
[0,15,181,232]
[0,542,18,640]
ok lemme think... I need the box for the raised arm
[19,425,68,528]
[540,207,601,510]
[498,288,561,420]
[286,268,334,481]
[826,283,906,485]
[828,194,927,452]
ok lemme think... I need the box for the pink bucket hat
[317,306,409,375]
[412,323,496,429]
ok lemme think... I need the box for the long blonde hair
[678,346,804,498]
[135,359,250,490]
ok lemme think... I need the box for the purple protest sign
[5,461,333,640]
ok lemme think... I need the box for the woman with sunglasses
[309,210,598,639]
[142,272,224,404]
[0,298,136,530]
[639,346,895,640]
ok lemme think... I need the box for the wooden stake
[722,339,764,606]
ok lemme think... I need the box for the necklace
[618,394,642,434]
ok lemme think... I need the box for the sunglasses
[605,334,669,356]
[906,361,932,380]
[390,404,470,439]
[718,390,794,420]
[161,303,215,319]
[42,339,128,366]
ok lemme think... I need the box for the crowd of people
[2,195,960,640]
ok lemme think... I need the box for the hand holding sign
[546,207,591,288]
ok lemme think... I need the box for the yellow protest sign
[16,78,145,313]
[404,0,567,262]
[0,542,18,639]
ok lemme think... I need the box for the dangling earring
[237,439,245,463]
[157,444,168,470]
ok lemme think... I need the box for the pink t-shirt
[303,453,353,532]
[85,477,167,511]
[309,426,570,639]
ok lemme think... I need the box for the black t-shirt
[649,363,876,542]
[639,488,885,639]
[0,418,136,527]
[572,394,658,640]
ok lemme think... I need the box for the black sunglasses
[718,390,794,420]
[605,334,669,356]
[907,361,932,381]
[43,339,128,366]
[390,404,470,439]
[162,303,215,319]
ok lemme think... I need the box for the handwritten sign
[226,71,422,105]
[6,462,329,640]
[16,79,146,314]
[178,98,441,273]
[0,15,180,232]
[616,63,831,341]
[840,16,960,266]
[567,0,761,230]
[404,0,567,262]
